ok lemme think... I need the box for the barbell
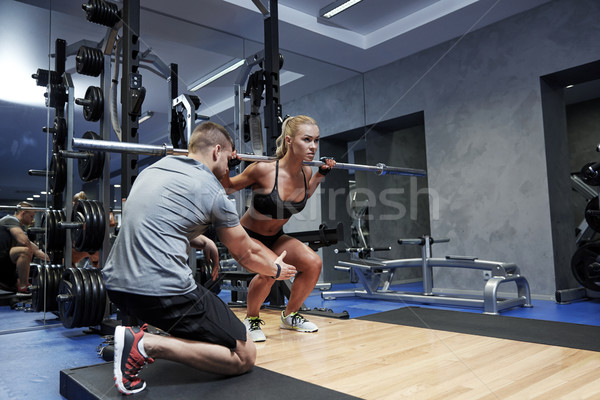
[72,137,427,177]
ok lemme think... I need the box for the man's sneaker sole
[279,323,318,332]
[113,326,146,395]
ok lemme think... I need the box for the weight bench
[323,236,532,315]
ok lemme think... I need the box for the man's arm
[190,234,220,280]
[10,227,49,261]
[216,225,296,280]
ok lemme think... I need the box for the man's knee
[10,246,32,263]
[234,339,256,374]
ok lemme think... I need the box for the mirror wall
[0,1,359,328]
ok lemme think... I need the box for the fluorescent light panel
[320,0,362,19]
[189,59,245,91]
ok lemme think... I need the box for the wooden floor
[231,308,600,400]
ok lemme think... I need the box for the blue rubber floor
[1,282,599,400]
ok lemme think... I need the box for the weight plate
[571,241,600,291]
[71,268,87,328]
[30,264,43,312]
[81,268,98,326]
[57,269,76,328]
[90,200,106,251]
[585,197,600,233]
[72,201,87,252]
[49,153,66,194]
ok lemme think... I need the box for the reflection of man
[0,202,49,293]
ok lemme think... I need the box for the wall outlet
[482,271,492,280]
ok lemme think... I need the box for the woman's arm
[220,162,261,194]
[307,158,335,197]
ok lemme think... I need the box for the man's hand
[202,239,220,281]
[273,250,296,280]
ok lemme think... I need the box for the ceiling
[0,0,558,205]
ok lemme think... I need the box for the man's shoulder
[0,215,19,226]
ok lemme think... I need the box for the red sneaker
[113,324,155,395]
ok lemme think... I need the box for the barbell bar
[0,205,50,212]
[72,137,427,177]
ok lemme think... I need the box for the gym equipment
[59,200,106,253]
[585,197,600,233]
[72,137,427,177]
[4,201,106,253]
[57,267,107,328]
[31,68,62,87]
[44,84,68,109]
[82,0,120,27]
[581,161,600,186]
[571,241,600,291]
[43,116,67,151]
[323,235,532,315]
[40,210,67,251]
[28,153,67,194]
[69,132,105,182]
[76,86,104,122]
[30,264,66,312]
[76,46,104,77]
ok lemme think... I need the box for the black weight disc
[72,201,87,252]
[49,153,66,194]
[58,269,76,328]
[571,241,600,291]
[90,200,106,251]
[585,197,600,233]
[54,210,67,250]
[72,268,87,327]
[30,264,43,312]
[82,268,100,326]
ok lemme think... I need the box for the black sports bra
[252,160,308,220]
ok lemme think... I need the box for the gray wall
[283,0,600,297]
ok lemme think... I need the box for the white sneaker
[280,311,318,332]
[243,317,266,342]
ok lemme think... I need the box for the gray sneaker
[243,317,266,342]
[280,311,318,332]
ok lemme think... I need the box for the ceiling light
[565,85,574,89]
[139,111,154,124]
[189,59,245,92]
[320,0,362,19]
[33,194,40,198]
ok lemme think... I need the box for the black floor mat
[358,306,600,352]
[60,359,362,400]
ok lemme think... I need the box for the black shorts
[243,227,284,249]
[107,285,247,349]
[0,252,17,290]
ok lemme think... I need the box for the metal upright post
[422,235,434,295]
[263,0,281,156]
[63,72,75,270]
[120,0,141,198]
[99,29,115,266]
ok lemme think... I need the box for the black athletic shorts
[243,226,284,249]
[107,285,247,349]
[0,252,17,290]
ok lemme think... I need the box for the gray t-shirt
[102,156,239,296]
